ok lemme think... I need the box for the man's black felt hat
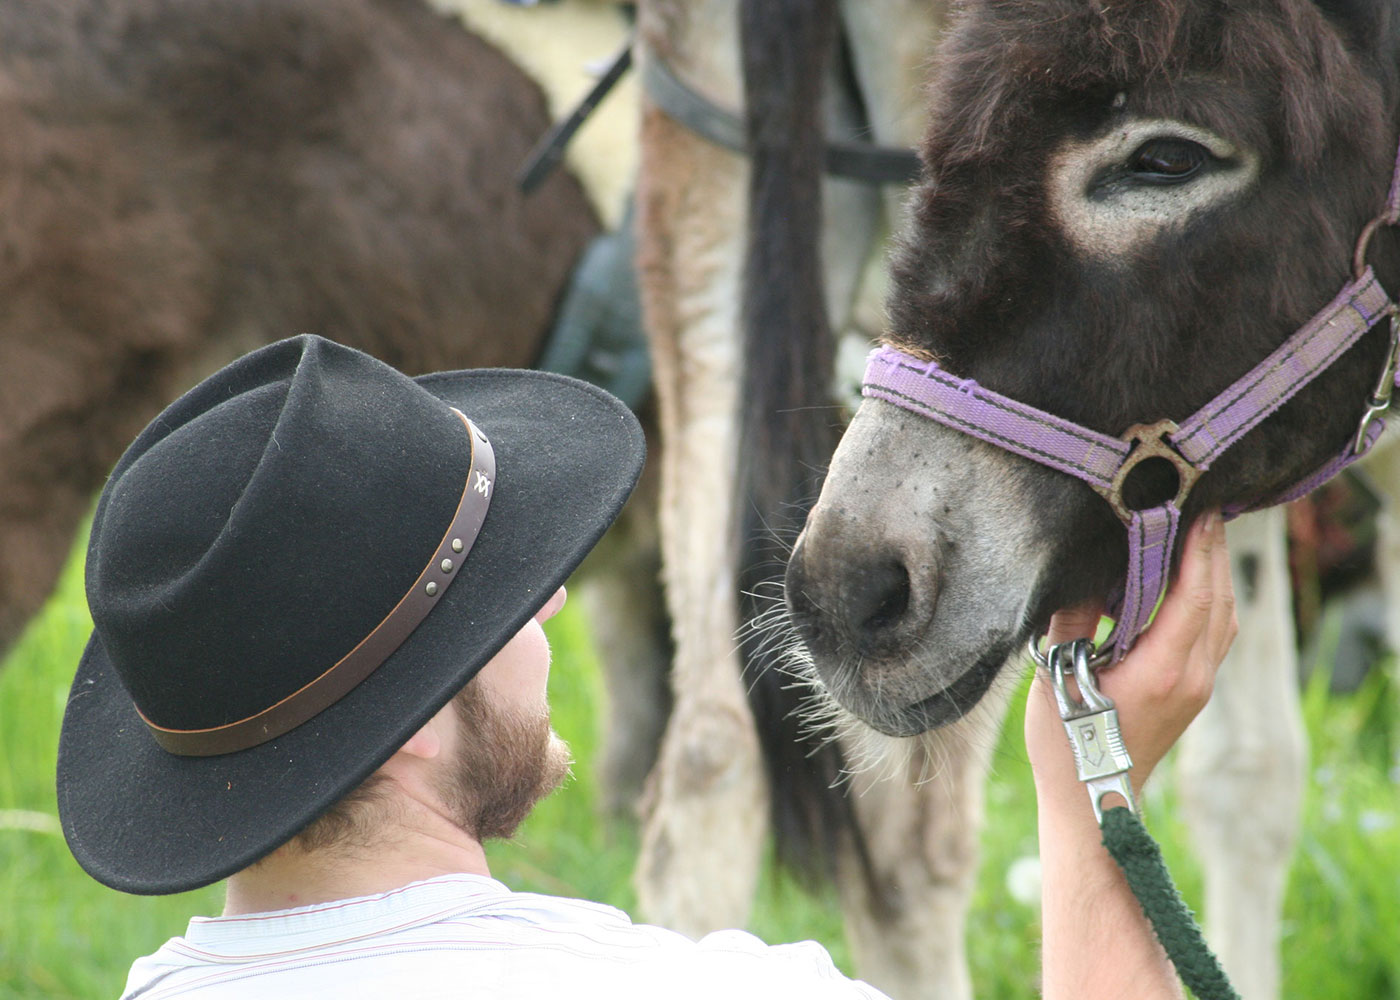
[57,335,644,894]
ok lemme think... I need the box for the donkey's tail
[737,0,864,887]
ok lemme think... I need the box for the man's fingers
[1047,600,1105,647]
[1206,514,1237,657]
[1180,509,1221,615]
[1044,511,1230,674]
[1141,510,1220,646]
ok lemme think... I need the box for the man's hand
[1026,509,1236,802]
[1027,510,1237,1000]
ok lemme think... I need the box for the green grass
[0,549,224,1000]
[3,537,1398,999]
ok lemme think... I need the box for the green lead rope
[1042,639,1243,999]
[1100,806,1241,1000]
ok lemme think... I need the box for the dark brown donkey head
[785,0,1400,735]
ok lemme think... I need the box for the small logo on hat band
[139,408,496,757]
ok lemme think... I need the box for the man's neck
[222,795,491,915]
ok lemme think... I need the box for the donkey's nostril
[851,560,913,649]
[785,532,939,664]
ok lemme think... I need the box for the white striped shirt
[121,874,891,999]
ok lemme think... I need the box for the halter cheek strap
[862,136,1400,663]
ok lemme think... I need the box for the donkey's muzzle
[785,521,941,666]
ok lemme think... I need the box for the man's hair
[290,771,393,854]
[282,677,565,856]
[440,678,564,841]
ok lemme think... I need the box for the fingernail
[1200,509,1220,534]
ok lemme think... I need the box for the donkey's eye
[1128,139,1208,182]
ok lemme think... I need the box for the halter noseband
[863,137,1400,665]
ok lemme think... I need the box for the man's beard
[439,681,572,841]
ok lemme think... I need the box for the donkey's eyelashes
[1084,135,1218,200]
[1127,138,1210,183]
[1047,118,1259,259]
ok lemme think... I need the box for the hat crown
[87,336,472,731]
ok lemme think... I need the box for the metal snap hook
[1027,633,1114,672]
[1041,639,1137,823]
[1353,310,1400,456]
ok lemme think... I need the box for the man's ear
[398,716,445,761]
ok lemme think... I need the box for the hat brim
[57,369,644,895]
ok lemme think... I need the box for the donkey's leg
[0,356,135,655]
[632,0,883,932]
[1176,507,1306,1000]
[836,684,1011,1000]
[632,0,767,932]
[1360,433,1400,654]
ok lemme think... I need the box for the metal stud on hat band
[139,408,496,756]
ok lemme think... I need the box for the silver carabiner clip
[1045,639,1136,823]
[1353,311,1400,456]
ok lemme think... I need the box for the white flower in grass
[1359,810,1394,835]
[1006,856,1041,906]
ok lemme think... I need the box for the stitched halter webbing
[863,135,1400,661]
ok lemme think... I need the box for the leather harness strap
[514,30,923,191]
[640,50,922,186]
[141,409,496,757]
[518,40,635,195]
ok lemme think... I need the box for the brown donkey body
[0,0,600,652]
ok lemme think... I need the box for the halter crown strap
[640,50,922,186]
[1169,270,1392,469]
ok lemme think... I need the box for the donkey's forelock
[928,0,1387,172]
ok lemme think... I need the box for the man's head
[294,586,573,855]
[438,585,573,842]
[57,336,644,894]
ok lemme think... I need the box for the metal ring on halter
[1027,632,1113,671]
[1089,419,1203,524]
[1352,212,1393,280]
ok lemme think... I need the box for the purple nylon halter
[864,138,1400,663]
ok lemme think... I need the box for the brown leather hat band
[140,409,496,757]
